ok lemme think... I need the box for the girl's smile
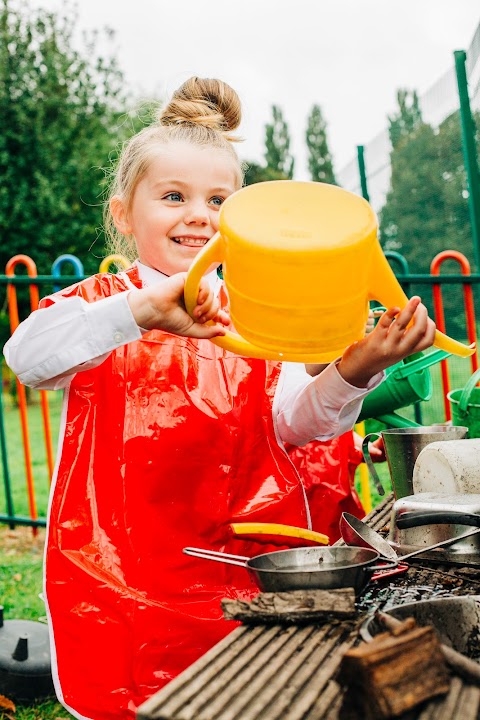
[172,235,210,247]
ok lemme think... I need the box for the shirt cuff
[316,361,384,422]
[84,291,142,352]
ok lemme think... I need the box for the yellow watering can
[184,181,474,362]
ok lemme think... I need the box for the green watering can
[448,367,480,438]
[358,348,452,428]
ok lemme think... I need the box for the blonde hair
[104,77,244,261]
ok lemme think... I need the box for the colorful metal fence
[0,251,479,530]
[0,253,130,531]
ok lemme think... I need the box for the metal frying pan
[340,512,480,562]
[183,545,395,595]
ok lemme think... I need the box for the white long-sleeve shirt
[3,261,383,446]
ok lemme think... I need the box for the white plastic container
[413,439,480,494]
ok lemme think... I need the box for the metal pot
[183,546,395,594]
[388,493,480,565]
[340,510,480,565]
[362,425,468,498]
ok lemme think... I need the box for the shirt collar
[134,260,221,292]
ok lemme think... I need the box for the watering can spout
[432,332,475,357]
[369,246,475,358]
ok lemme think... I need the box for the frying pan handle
[396,511,480,529]
[366,560,399,573]
[183,547,249,568]
[361,433,385,496]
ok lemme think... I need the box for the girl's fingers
[375,306,400,331]
[196,307,230,327]
[400,305,432,345]
[189,323,227,340]
[391,297,422,331]
[215,309,231,327]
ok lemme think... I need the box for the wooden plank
[258,626,358,720]
[200,625,331,720]
[221,588,356,623]
[175,625,316,720]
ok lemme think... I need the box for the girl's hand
[128,272,230,339]
[337,296,436,388]
[354,432,386,462]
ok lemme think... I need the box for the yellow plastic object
[231,522,329,546]
[355,422,372,514]
[99,254,131,273]
[184,181,474,361]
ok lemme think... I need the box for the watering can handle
[361,433,385,496]
[459,367,480,414]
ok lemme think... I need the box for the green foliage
[264,105,294,179]
[305,104,336,184]
[380,122,448,267]
[0,0,138,276]
[388,89,423,149]
[381,91,478,270]
[380,86,480,337]
[243,160,288,185]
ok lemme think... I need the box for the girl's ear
[110,196,132,235]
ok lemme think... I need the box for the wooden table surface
[137,495,480,720]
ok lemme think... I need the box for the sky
[30,0,480,180]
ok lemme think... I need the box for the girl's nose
[185,201,210,225]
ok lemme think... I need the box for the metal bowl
[360,596,480,655]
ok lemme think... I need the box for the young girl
[4,77,435,720]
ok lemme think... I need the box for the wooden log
[221,588,356,624]
[377,611,480,687]
[339,620,450,718]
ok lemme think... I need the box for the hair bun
[159,77,241,135]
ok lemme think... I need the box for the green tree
[0,0,136,276]
[380,123,446,268]
[388,89,423,150]
[243,160,288,185]
[380,90,480,338]
[305,104,336,183]
[264,105,294,179]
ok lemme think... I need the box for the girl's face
[112,140,239,276]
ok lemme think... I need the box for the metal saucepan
[183,545,396,595]
[340,512,480,562]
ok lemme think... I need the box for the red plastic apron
[42,267,308,720]
[287,433,365,543]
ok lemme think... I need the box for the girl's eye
[209,196,224,207]
[163,192,183,202]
